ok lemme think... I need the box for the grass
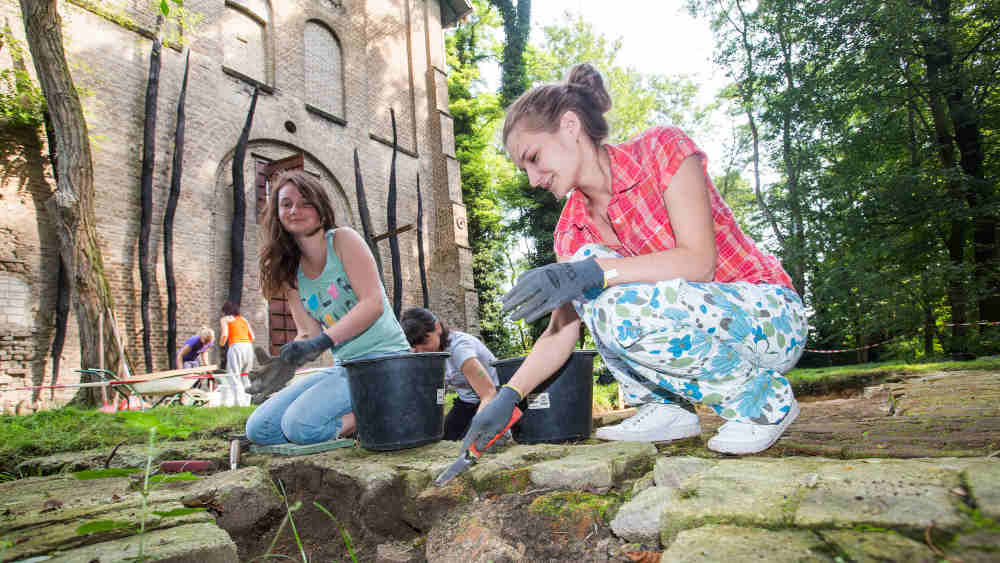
[589,357,1000,412]
[785,356,1000,396]
[593,381,620,413]
[2,357,997,476]
[252,481,358,562]
[314,502,358,563]
[0,405,252,477]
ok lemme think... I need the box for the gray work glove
[500,257,604,323]
[461,385,521,452]
[279,333,334,367]
[246,357,296,404]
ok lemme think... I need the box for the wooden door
[256,154,304,356]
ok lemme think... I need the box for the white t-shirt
[445,331,499,403]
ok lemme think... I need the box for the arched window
[304,21,344,119]
[222,0,271,85]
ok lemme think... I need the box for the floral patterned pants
[572,244,808,425]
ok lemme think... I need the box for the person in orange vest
[219,300,255,406]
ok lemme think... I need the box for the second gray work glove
[500,256,604,323]
[461,385,522,452]
[279,333,334,367]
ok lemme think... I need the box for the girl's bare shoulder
[331,227,367,250]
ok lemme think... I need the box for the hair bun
[566,63,612,114]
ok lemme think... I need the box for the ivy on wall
[0,26,45,130]
[67,0,202,51]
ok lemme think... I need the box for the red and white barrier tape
[804,338,896,354]
[804,320,1000,354]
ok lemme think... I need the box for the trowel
[434,407,522,486]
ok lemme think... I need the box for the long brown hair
[502,63,613,147]
[259,169,337,300]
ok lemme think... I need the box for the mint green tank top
[296,229,409,361]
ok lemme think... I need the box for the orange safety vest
[226,316,252,345]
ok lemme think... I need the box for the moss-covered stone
[663,524,833,562]
[474,467,533,494]
[529,442,656,490]
[529,490,620,529]
[820,529,938,562]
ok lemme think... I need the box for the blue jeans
[245,352,394,445]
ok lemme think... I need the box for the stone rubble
[1,369,998,561]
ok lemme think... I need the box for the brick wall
[0,0,473,410]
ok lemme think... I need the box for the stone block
[51,523,239,563]
[964,460,1000,520]
[452,202,468,248]
[663,524,832,562]
[820,529,938,563]
[529,442,656,492]
[609,485,674,545]
[796,458,965,529]
[653,456,716,489]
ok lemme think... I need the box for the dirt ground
[4,369,996,562]
[233,370,1000,561]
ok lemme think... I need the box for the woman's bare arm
[321,228,385,345]
[594,155,717,284]
[505,302,581,397]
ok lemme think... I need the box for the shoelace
[717,421,758,436]
[619,405,656,428]
[620,404,678,428]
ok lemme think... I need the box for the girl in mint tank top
[246,170,409,445]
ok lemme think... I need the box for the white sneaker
[707,400,800,455]
[594,403,702,442]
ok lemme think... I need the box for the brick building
[0,0,475,411]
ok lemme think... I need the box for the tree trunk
[946,70,997,331]
[386,109,402,318]
[139,36,161,373]
[415,173,429,307]
[19,0,122,406]
[49,254,69,393]
[733,0,787,256]
[353,148,384,280]
[229,87,258,306]
[923,304,936,357]
[490,0,531,107]
[43,111,68,392]
[926,0,999,333]
[164,51,190,370]
[923,30,970,358]
[775,17,806,294]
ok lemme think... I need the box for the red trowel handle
[469,406,522,458]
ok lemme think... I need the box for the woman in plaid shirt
[459,63,808,456]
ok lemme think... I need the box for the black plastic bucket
[492,350,598,444]
[344,352,449,451]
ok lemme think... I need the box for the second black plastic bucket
[344,352,449,451]
[492,350,598,444]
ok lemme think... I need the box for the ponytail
[502,62,612,147]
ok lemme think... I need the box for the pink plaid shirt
[554,126,794,289]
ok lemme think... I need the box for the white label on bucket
[437,388,445,404]
[527,392,550,409]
